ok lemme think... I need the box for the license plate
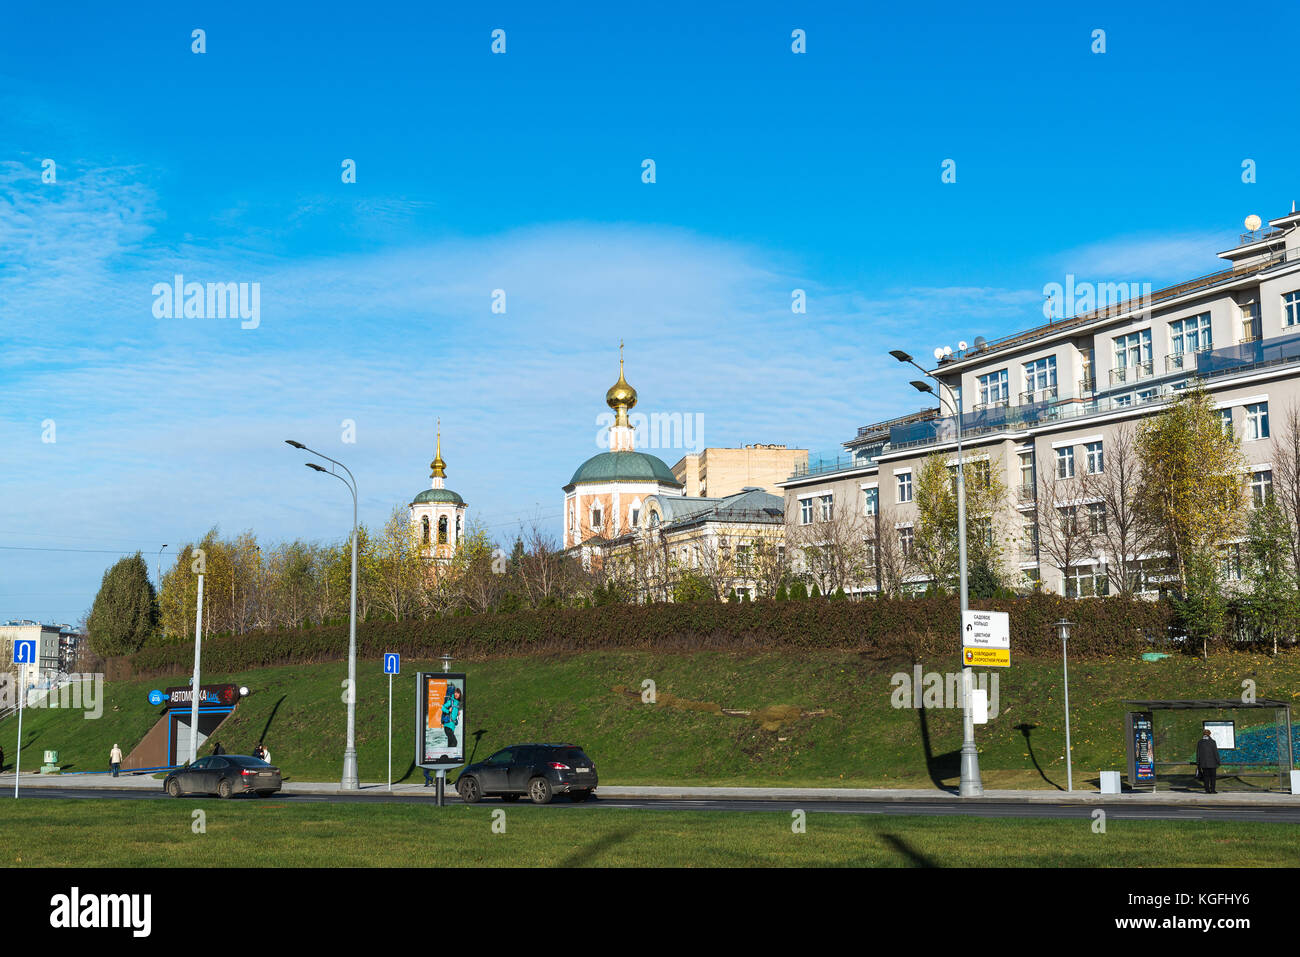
[576,768,590,773]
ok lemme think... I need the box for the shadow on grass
[559,828,635,867]
[879,832,938,868]
[258,695,287,747]
[916,706,959,793]
[1015,722,1063,791]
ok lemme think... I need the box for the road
[15,786,1300,823]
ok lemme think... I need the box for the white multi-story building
[0,620,63,688]
[780,206,1300,596]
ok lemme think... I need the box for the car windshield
[228,755,271,768]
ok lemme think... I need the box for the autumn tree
[1094,422,1161,596]
[1136,387,1248,591]
[913,452,1009,591]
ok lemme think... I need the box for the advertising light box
[416,672,466,770]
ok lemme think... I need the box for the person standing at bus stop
[1196,730,1220,794]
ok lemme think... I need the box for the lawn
[2,798,1297,867]
[3,650,1297,789]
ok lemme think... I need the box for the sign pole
[387,671,392,792]
[436,769,445,807]
[13,666,24,799]
[189,570,205,765]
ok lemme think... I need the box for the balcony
[1019,541,1039,561]
[878,330,1300,459]
[1109,361,1153,387]
[1078,376,1096,395]
[1019,385,1058,405]
[1164,349,1210,375]
[1017,483,1036,503]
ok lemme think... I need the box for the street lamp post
[1056,618,1075,792]
[157,544,168,590]
[891,347,983,797]
[287,440,360,790]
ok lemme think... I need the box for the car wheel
[458,776,482,804]
[166,779,182,798]
[528,776,553,805]
[218,779,233,799]
[500,793,520,802]
[571,790,591,803]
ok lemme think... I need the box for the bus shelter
[1123,699,1294,792]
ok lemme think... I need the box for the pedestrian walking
[262,745,271,764]
[1196,729,1221,794]
[110,744,123,778]
[423,767,434,787]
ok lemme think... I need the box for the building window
[437,516,448,544]
[421,516,430,544]
[1220,409,1234,438]
[1066,565,1109,598]
[1241,301,1260,341]
[897,472,913,503]
[1284,291,1300,328]
[899,526,914,557]
[1022,519,1038,555]
[1169,313,1212,356]
[1055,446,1074,479]
[1087,501,1107,534]
[1058,505,1079,535]
[1019,451,1035,489]
[1221,544,1243,581]
[799,498,814,525]
[1113,329,1152,371]
[977,369,1009,406]
[1251,469,1273,507]
[591,506,603,530]
[863,487,878,517]
[1085,441,1104,474]
[1245,402,1269,440]
[820,494,833,522]
[631,507,640,528]
[1137,388,1157,403]
[1023,356,1057,396]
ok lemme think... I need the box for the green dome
[412,487,465,506]
[567,451,682,487]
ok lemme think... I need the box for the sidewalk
[2,771,1297,805]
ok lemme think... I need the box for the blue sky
[2,0,1298,623]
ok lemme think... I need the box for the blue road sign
[12,638,36,664]
[148,689,165,706]
[384,653,400,675]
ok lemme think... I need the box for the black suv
[456,744,597,804]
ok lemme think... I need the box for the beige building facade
[779,206,1300,597]
[672,445,807,498]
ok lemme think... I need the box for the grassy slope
[3,650,1297,788]
[2,799,1298,867]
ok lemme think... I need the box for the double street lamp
[890,347,984,798]
[286,439,360,790]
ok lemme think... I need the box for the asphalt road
[15,786,1300,823]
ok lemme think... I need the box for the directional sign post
[12,639,36,799]
[962,610,1010,668]
[384,653,400,791]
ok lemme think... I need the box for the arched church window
[438,516,448,544]
[421,516,430,545]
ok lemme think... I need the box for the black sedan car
[164,754,282,798]
[456,744,597,804]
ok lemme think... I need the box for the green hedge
[107,595,1180,681]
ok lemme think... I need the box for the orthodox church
[563,348,684,560]
[409,422,468,564]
